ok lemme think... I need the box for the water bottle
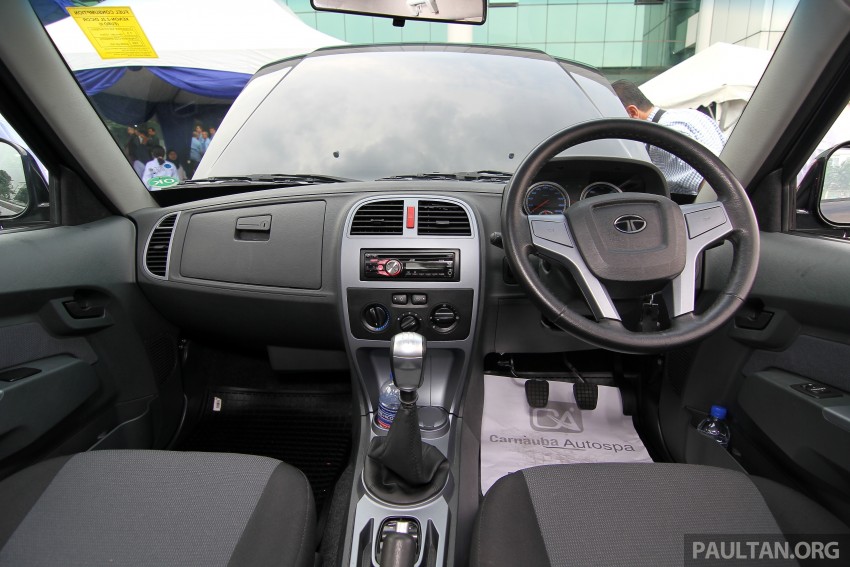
[375,379,401,430]
[697,405,731,448]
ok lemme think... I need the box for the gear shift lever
[390,332,426,405]
[364,332,449,505]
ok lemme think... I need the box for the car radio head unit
[361,250,459,281]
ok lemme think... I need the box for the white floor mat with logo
[480,374,653,494]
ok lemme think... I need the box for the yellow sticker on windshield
[66,6,157,60]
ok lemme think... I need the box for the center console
[340,195,480,566]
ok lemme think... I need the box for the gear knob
[390,332,426,394]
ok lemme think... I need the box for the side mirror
[310,0,486,26]
[0,139,49,226]
[818,143,850,226]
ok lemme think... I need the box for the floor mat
[481,374,652,494]
[179,387,352,511]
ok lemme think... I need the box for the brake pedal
[573,382,598,410]
[525,379,549,408]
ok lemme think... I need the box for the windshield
[30,0,795,193]
[200,49,636,181]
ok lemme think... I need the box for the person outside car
[141,145,179,188]
[126,126,151,178]
[200,130,211,155]
[612,80,726,204]
[166,149,187,181]
[188,128,204,177]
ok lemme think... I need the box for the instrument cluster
[522,179,623,215]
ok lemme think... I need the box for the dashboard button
[384,259,403,276]
[362,304,391,332]
[791,382,842,399]
[392,294,408,305]
[531,219,573,248]
[685,206,727,238]
[411,294,428,305]
[430,304,459,332]
[398,312,421,332]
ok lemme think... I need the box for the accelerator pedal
[573,382,599,411]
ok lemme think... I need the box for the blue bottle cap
[710,405,727,419]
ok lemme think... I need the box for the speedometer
[524,182,569,215]
[580,181,622,200]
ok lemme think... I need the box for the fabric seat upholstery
[0,450,315,567]
[471,463,848,567]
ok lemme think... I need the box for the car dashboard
[134,157,665,372]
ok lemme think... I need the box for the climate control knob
[430,304,459,332]
[398,312,422,332]
[383,259,403,277]
[362,304,390,332]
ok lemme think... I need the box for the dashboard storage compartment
[179,201,326,289]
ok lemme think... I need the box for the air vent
[145,213,179,278]
[350,200,404,235]
[417,201,471,236]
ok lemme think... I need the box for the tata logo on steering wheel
[530,402,583,433]
[613,214,647,234]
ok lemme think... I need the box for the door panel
[0,355,98,461]
[0,217,183,475]
[661,232,850,524]
[738,369,850,488]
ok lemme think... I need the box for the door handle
[40,293,114,335]
[63,300,106,319]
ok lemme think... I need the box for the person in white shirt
[612,80,726,203]
[141,146,179,189]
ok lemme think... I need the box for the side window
[0,112,50,231]
[795,102,850,233]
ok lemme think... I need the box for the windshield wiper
[377,170,513,183]
[179,173,352,187]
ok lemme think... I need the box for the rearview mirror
[310,0,486,25]
[819,143,850,225]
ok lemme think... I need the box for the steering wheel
[502,118,759,353]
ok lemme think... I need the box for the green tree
[0,169,12,200]
[13,183,29,205]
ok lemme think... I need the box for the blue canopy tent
[40,0,344,174]
[74,67,248,167]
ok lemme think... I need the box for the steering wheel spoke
[667,202,734,317]
[528,214,621,321]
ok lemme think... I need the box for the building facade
[282,0,798,83]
